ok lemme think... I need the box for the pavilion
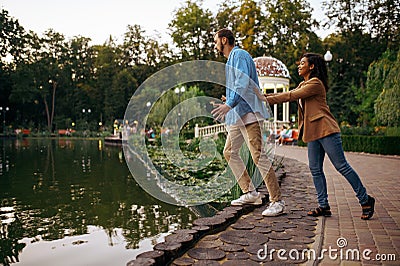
[254,56,291,125]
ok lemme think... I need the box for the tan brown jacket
[266,77,340,143]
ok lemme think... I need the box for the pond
[0,138,196,266]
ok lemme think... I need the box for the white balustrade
[194,121,290,138]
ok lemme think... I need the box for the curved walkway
[275,145,400,265]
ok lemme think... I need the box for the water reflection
[0,139,194,265]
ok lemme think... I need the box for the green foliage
[263,0,323,87]
[235,0,264,56]
[147,85,205,127]
[325,30,387,125]
[322,0,398,125]
[215,0,240,30]
[385,127,400,136]
[168,0,215,61]
[374,50,400,127]
[342,135,400,155]
[352,49,398,126]
[0,9,27,64]
[340,126,379,136]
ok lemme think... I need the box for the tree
[0,9,27,65]
[168,0,215,60]
[322,0,398,125]
[37,30,68,132]
[368,0,400,50]
[0,9,28,129]
[374,50,400,127]
[324,0,400,49]
[215,0,240,31]
[10,30,68,132]
[263,0,318,53]
[352,50,396,126]
[235,0,265,57]
[92,39,124,125]
[323,0,370,32]
[62,36,97,129]
[263,0,322,86]
[121,24,147,67]
[324,31,384,125]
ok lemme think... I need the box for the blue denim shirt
[225,47,269,125]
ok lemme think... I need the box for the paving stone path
[170,157,321,265]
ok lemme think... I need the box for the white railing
[194,123,227,138]
[194,120,290,138]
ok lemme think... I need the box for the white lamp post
[174,86,185,129]
[0,107,9,135]
[82,108,91,131]
[324,50,333,63]
[324,51,333,86]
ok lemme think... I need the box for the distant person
[264,53,375,220]
[277,125,292,146]
[266,128,278,144]
[211,28,285,216]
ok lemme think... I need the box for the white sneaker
[231,192,262,206]
[262,200,285,216]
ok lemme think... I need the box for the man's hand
[211,103,231,122]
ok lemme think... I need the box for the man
[211,28,285,216]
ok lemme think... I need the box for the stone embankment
[127,156,320,265]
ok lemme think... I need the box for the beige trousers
[223,122,282,202]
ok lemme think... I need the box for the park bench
[282,129,299,145]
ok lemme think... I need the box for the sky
[1,0,332,45]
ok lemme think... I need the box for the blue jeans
[308,133,368,208]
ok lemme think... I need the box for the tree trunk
[50,81,57,132]
[43,96,51,133]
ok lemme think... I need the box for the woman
[264,53,375,220]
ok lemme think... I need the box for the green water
[0,138,195,266]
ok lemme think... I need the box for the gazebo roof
[254,56,290,79]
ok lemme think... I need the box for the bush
[386,127,400,136]
[340,126,379,136]
[342,135,400,155]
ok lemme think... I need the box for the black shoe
[361,196,375,220]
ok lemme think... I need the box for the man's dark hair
[216,28,235,45]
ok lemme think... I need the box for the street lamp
[174,86,185,129]
[0,107,9,135]
[145,101,152,129]
[324,50,333,64]
[82,108,91,131]
[324,51,333,87]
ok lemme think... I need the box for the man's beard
[218,44,224,56]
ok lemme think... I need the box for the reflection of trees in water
[1,192,195,259]
[0,139,196,260]
[112,204,194,249]
[2,200,194,251]
[0,216,26,266]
